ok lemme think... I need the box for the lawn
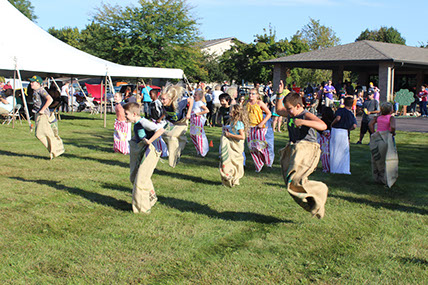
[0,113,427,284]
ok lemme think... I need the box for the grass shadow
[158,195,292,224]
[62,153,128,168]
[396,257,428,266]
[101,182,131,193]
[155,169,219,186]
[0,149,47,160]
[10,176,131,211]
[329,193,427,215]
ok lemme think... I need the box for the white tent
[0,0,184,79]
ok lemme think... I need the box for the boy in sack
[275,80,328,219]
[123,102,165,214]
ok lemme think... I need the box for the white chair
[2,104,22,125]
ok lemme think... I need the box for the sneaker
[356,141,362,145]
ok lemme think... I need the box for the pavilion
[263,40,428,102]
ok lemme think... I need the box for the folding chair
[2,104,22,125]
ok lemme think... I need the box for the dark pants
[60,96,69,112]
[420,101,427,116]
[206,101,213,125]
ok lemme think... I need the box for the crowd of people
[3,75,403,219]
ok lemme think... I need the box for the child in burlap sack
[159,83,194,168]
[30,75,64,160]
[275,80,329,219]
[220,104,249,187]
[123,102,165,214]
[368,102,398,188]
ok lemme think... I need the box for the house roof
[201,37,236,48]
[263,40,428,69]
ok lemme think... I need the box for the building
[201,37,239,57]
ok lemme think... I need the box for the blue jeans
[420,101,427,116]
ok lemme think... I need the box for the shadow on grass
[329,193,428,215]
[396,257,428,266]
[101,182,130,193]
[62,153,128,168]
[59,114,100,121]
[158,195,292,224]
[10,177,131,211]
[0,149,47,160]
[155,170,219,186]
[62,140,113,153]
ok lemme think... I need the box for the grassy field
[0,113,427,284]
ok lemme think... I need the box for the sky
[30,0,427,47]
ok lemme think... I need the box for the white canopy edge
[0,0,183,79]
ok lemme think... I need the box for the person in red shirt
[418,85,428,117]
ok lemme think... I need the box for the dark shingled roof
[264,40,428,68]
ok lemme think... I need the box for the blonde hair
[161,82,185,111]
[194,89,206,103]
[249,88,261,101]
[226,86,237,97]
[380,102,393,115]
[230,104,250,135]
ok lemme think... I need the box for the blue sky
[31,0,426,47]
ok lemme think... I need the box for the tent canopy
[0,0,183,79]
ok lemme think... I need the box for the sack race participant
[30,75,65,159]
[317,107,334,173]
[220,104,249,187]
[113,93,131,154]
[159,83,194,168]
[330,97,357,174]
[275,81,328,218]
[148,88,169,157]
[124,102,165,214]
[368,102,398,188]
[189,90,209,156]
[246,88,272,172]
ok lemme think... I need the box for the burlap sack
[370,131,398,188]
[280,141,328,219]
[330,128,351,174]
[162,120,188,168]
[129,141,160,214]
[35,113,65,159]
[220,135,245,187]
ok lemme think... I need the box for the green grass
[0,113,427,284]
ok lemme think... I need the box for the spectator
[324,80,336,108]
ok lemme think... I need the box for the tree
[300,18,339,50]
[88,0,206,80]
[289,18,340,86]
[219,26,298,84]
[8,0,37,21]
[356,26,406,45]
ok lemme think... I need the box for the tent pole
[104,75,107,128]
[15,68,32,130]
[70,76,74,114]
[100,79,103,119]
[107,75,115,112]
[12,69,16,128]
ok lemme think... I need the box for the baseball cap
[29,75,43,84]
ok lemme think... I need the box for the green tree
[48,27,84,50]
[300,18,339,50]
[89,0,206,80]
[8,0,37,21]
[220,26,297,84]
[356,26,406,45]
[288,18,339,86]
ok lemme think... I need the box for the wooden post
[16,68,32,130]
[12,69,16,128]
[100,79,103,119]
[103,76,107,128]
